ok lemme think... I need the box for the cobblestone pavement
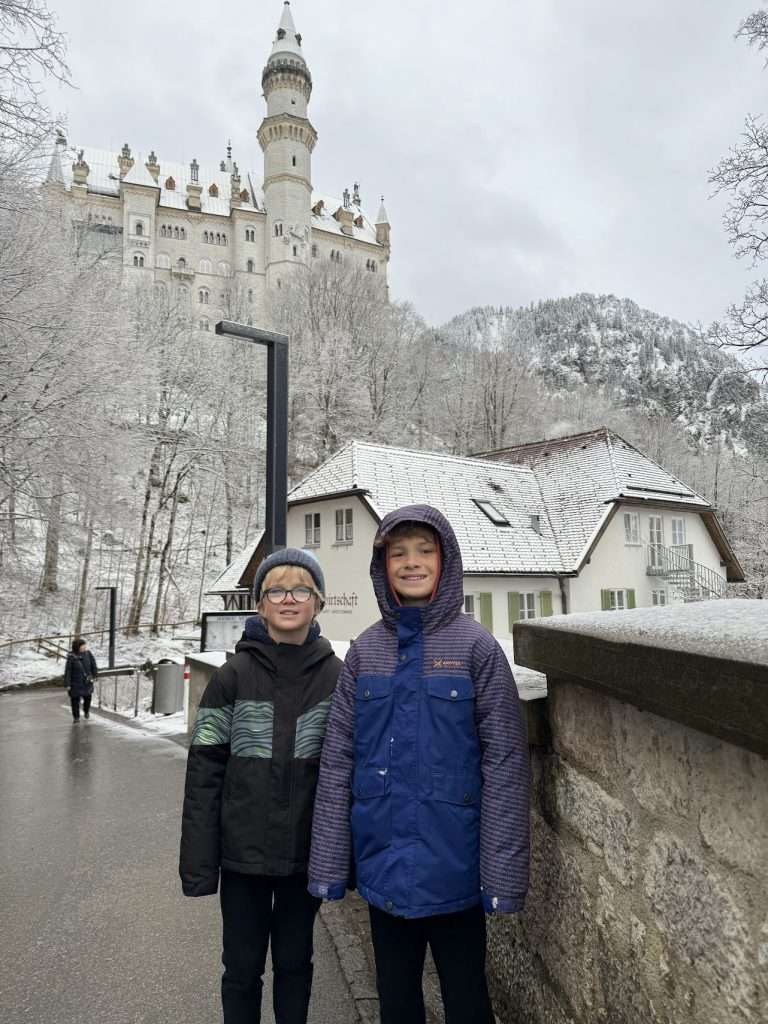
[0,688,358,1024]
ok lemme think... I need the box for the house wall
[569,503,725,612]
[287,496,381,639]
[463,576,565,637]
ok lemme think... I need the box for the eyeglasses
[262,586,317,605]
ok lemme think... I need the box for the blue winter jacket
[308,504,530,919]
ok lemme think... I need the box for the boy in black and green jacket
[180,548,341,1024]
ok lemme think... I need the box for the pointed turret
[45,134,66,187]
[376,197,391,247]
[259,2,317,293]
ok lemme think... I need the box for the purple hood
[371,504,464,634]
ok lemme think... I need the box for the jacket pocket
[431,771,481,806]
[351,766,391,866]
[352,765,390,799]
[354,676,393,765]
[424,676,479,769]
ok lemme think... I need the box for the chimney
[186,158,202,211]
[145,150,160,182]
[118,142,134,178]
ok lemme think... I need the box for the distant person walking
[64,638,98,722]
[180,548,342,1024]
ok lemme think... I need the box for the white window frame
[651,589,668,606]
[670,517,686,548]
[335,507,353,543]
[623,512,640,546]
[464,594,475,617]
[608,589,627,611]
[304,512,320,547]
[519,592,537,620]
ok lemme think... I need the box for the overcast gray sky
[45,0,766,327]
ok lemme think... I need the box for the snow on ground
[536,599,768,666]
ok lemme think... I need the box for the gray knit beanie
[253,547,326,602]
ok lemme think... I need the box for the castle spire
[269,2,306,64]
[376,197,389,225]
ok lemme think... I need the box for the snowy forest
[2,2,768,649]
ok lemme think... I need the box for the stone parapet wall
[493,602,768,1024]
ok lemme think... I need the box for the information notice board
[200,611,252,652]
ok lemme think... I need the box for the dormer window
[209,183,219,197]
[165,176,175,190]
[473,499,510,526]
[277,27,286,39]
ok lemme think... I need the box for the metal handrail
[1,619,198,659]
[646,544,727,599]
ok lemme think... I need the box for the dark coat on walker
[64,651,98,697]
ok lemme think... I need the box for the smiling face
[385,527,441,606]
[258,565,320,644]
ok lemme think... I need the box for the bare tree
[0,0,70,149]
[709,8,768,376]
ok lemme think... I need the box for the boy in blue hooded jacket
[309,505,530,1024]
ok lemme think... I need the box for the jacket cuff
[308,880,347,901]
[482,892,526,914]
[181,876,219,897]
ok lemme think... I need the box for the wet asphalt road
[0,688,358,1024]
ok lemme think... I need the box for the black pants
[369,902,496,1024]
[219,870,321,1024]
[70,694,91,720]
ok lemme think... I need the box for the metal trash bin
[153,660,184,714]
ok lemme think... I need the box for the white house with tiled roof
[44,2,390,328]
[210,428,744,641]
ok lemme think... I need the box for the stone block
[548,679,617,781]
[547,758,639,886]
[689,734,768,880]
[643,831,760,1019]
[615,701,692,817]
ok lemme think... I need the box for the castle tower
[258,1,317,291]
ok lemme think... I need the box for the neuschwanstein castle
[44,1,391,326]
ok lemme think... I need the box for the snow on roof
[477,427,711,568]
[121,159,160,189]
[289,441,566,574]
[206,531,264,595]
[311,195,383,247]
[57,144,384,241]
[57,145,259,216]
[533,599,768,667]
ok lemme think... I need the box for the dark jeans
[368,902,496,1024]
[219,870,321,1024]
[70,694,91,720]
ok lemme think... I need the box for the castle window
[165,176,175,190]
[203,231,209,243]
[292,155,296,167]
[177,285,188,301]
[135,221,144,236]
[160,225,167,238]
[246,259,255,273]
[292,246,298,257]
[156,253,170,269]
[198,288,209,304]
[215,233,221,245]
[311,244,318,257]
[274,223,283,237]
[218,261,231,276]
[209,183,219,197]
[177,257,186,269]
[173,226,179,239]
[222,233,227,245]
[133,254,144,267]
[199,318,210,331]
[199,259,212,274]
[245,227,256,242]
[180,227,186,240]
[248,289,254,302]
[154,282,167,298]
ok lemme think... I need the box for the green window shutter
[539,591,553,617]
[479,592,494,632]
[601,589,611,611]
[507,592,521,630]
[627,589,636,610]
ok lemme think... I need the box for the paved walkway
[0,688,359,1024]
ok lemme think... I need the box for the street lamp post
[214,321,289,555]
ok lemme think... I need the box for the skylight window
[473,499,510,526]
